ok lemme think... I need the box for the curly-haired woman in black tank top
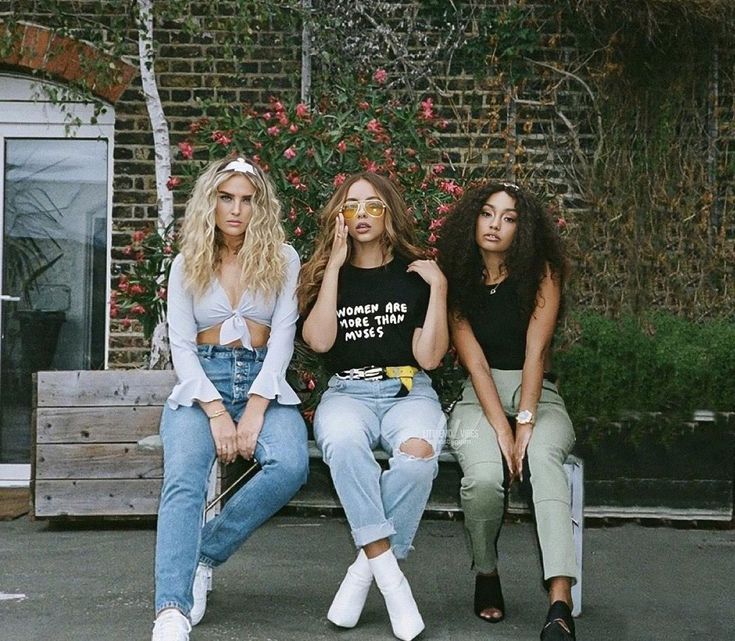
[438,182,578,641]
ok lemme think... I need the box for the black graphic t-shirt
[324,256,430,373]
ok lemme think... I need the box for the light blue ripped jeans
[313,371,447,559]
[154,345,308,618]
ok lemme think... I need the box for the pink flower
[117,276,129,291]
[406,147,417,157]
[288,207,297,222]
[294,226,303,238]
[131,304,146,316]
[364,160,379,172]
[271,99,285,112]
[432,164,445,175]
[428,232,438,244]
[337,140,347,153]
[132,230,145,243]
[122,245,132,256]
[122,318,132,329]
[163,244,173,255]
[177,141,194,159]
[556,217,567,230]
[306,378,316,391]
[358,101,370,111]
[129,284,145,295]
[157,287,167,301]
[166,176,181,191]
[439,180,463,197]
[437,119,449,130]
[373,68,388,84]
[278,113,289,127]
[429,217,446,231]
[437,203,452,214]
[262,112,273,121]
[295,102,310,118]
[419,97,434,121]
[366,119,383,134]
[284,146,297,160]
[253,141,263,149]
[333,173,347,187]
[109,305,118,318]
[267,126,280,136]
[289,124,299,133]
[211,130,232,146]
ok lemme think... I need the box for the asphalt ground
[1,514,733,641]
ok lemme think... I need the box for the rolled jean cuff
[197,554,219,568]
[351,518,397,548]
[155,600,189,619]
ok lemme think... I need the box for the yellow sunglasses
[339,198,387,219]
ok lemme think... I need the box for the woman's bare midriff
[196,318,270,348]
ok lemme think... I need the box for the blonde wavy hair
[179,156,286,298]
[298,172,424,315]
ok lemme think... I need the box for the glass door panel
[1,138,108,464]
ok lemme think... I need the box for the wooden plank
[35,370,177,407]
[34,479,162,517]
[36,407,164,443]
[35,444,163,480]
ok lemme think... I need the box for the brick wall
[2,1,732,367]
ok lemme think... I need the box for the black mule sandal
[473,573,505,623]
[540,600,576,640]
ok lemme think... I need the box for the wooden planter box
[32,370,178,518]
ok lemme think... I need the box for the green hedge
[554,312,735,423]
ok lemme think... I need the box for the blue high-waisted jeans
[154,345,308,617]
[313,371,447,559]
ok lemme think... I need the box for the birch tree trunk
[137,0,172,369]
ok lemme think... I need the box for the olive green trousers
[448,371,578,583]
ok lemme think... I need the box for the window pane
[1,138,108,463]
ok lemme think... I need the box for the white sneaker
[151,609,191,641]
[190,563,210,626]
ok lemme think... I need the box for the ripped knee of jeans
[398,437,434,460]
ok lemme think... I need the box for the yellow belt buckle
[385,366,418,392]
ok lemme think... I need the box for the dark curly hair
[437,182,569,323]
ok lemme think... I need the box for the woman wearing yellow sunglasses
[298,172,448,641]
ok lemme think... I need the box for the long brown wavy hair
[298,172,424,315]
[437,182,569,323]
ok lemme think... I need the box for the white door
[0,75,114,485]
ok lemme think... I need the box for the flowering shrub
[114,76,465,407]
[112,225,177,340]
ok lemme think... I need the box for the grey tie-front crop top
[166,244,301,409]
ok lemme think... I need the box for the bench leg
[202,463,219,592]
[564,457,584,617]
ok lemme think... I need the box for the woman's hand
[236,395,269,460]
[327,213,349,271]
[407,259,447,289]
[208,412,239,464]
[513,423,534,481]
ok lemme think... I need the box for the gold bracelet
[206,408,227,419]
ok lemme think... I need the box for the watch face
[517,410,534,424]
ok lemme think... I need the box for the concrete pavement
[1,514,733,641]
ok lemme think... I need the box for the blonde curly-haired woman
[151,157,308,641]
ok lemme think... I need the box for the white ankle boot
[190,563,210,626]
[368,550,425,641]
[327,549,373,628]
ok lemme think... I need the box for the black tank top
[466,278,527,370]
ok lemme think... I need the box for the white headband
[221,157,256,176]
